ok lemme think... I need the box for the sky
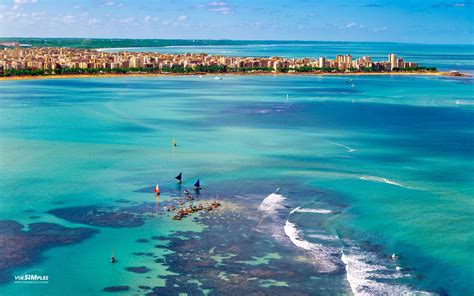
[0,0,473,44]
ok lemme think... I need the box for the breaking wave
[258,192,286,215]
[290,207,332,214]
[284,221,341,273]
[307,233,339,241]
[341,250,432,296]
[359,175,412,189]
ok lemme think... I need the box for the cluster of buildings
[0,47,419,74]
[318,53,417,71]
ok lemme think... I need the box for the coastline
[0,71,463,81]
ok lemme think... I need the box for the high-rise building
[397,58,404,69]
[318,57,326,68]
[344,54,352,65]
[129,57,137,68]
[389,53,397,70]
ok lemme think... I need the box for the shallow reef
[47,205,146,228]
[0,220,97,283]
[139,201,347,295]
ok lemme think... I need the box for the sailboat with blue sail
[194,179,202,191]
[175,172,182,184]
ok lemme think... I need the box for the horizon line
[0,36,472,47]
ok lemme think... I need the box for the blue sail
[175,172,182,181]
[194,179,201,188]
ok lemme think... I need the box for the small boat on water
[214,77,223,80]
[172,139,177,147]
[170,198,222,221]
[111,250,116,263]
[154,184,160,195]
[194,179,202,191]
[175,172,182,184]
[184,188,191,199]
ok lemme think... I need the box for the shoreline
[0,71,465,81]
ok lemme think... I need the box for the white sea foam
[456,99,474,105]
[359,175,412,189]
[284,221,340,273]
[258,193,286,215]
[341,250,432,296]
[307,234,339,241]
[290,207,332,214]
[325,140,357,153]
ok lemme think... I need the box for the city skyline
[1,47,423,74]
[0,0,473,44]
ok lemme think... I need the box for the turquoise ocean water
[0,42,473,295]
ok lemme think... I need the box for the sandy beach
[0,71,463,81]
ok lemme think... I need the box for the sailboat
[193,179,202,191]
[175,172,182,184]
[111,250,116,263]
[172,139,177,147]
[154,184,160,195]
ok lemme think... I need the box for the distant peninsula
[0,46,465,79]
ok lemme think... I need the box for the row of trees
[2,65,437,77]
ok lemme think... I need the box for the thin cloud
[88,18,99,25]
[344,22,387,33]
[209,7,230,14]
[118,17,134,23]
[12,0,37,10]
[432,0,472,7]
[370,26,388,32]
[31,10,45,17]
[60,14,76,24]
[102,1,123,7]
[200,1,232,14]
[346,22,364,29]
[14,0,38,4]
[208,1,227,6]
